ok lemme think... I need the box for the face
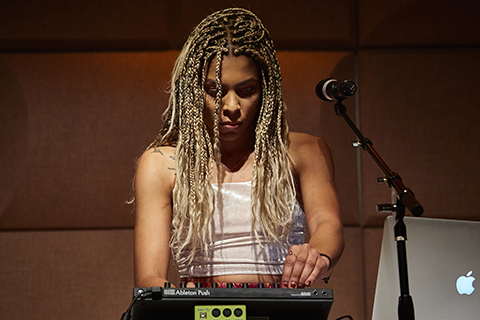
[203,54,261,146]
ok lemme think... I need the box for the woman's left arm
[282,132,345,288]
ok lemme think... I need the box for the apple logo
[456,271,475,295]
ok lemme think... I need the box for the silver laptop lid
[372,215,480,320]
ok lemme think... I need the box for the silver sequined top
[177,181,307,278]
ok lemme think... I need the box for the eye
[237,85,258,98]
[204,85,217,97]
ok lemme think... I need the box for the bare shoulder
[289,131,322,146]
[288,132,335,180]
[135,145,176,193]
[137,145,176,172]
[289,132,332,160]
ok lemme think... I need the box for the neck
[220,144,254,173]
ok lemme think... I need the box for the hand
[282,243,330,288]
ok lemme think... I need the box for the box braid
[148,8,296,264]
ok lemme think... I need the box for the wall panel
[0,229,134,320]
[359,0,480,47]
[359,49,480,226]
[0,0,358,51]
[0,51,178,229]
[0,0,174,51]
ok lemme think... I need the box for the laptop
[372,215,480,320]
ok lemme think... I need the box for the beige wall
[1,1,479,319]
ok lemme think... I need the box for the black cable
[120,288,152,320]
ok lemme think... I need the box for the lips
[220,121,241,130]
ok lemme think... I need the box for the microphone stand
[332,99,423,320]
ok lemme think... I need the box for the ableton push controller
[131,282,333,320]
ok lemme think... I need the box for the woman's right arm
[134,147,176,287]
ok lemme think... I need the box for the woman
[133,8,344,289]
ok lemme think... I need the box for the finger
[282,249,297,288]
[288,250,309,288]
[305,253,330,286]
[298,252,319,286]
[303,257,323,286]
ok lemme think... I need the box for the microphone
[315,78,357,102]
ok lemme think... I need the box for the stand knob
[377,203,397,212]
[377,177,388,183]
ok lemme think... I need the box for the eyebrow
[205,78,259,87]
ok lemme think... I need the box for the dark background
[1,1,479,319]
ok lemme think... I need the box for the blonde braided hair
[149,8,296,264]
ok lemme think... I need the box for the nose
[222,90,240,116]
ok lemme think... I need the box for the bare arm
[282,132,344,288]
[134,147,176,287]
